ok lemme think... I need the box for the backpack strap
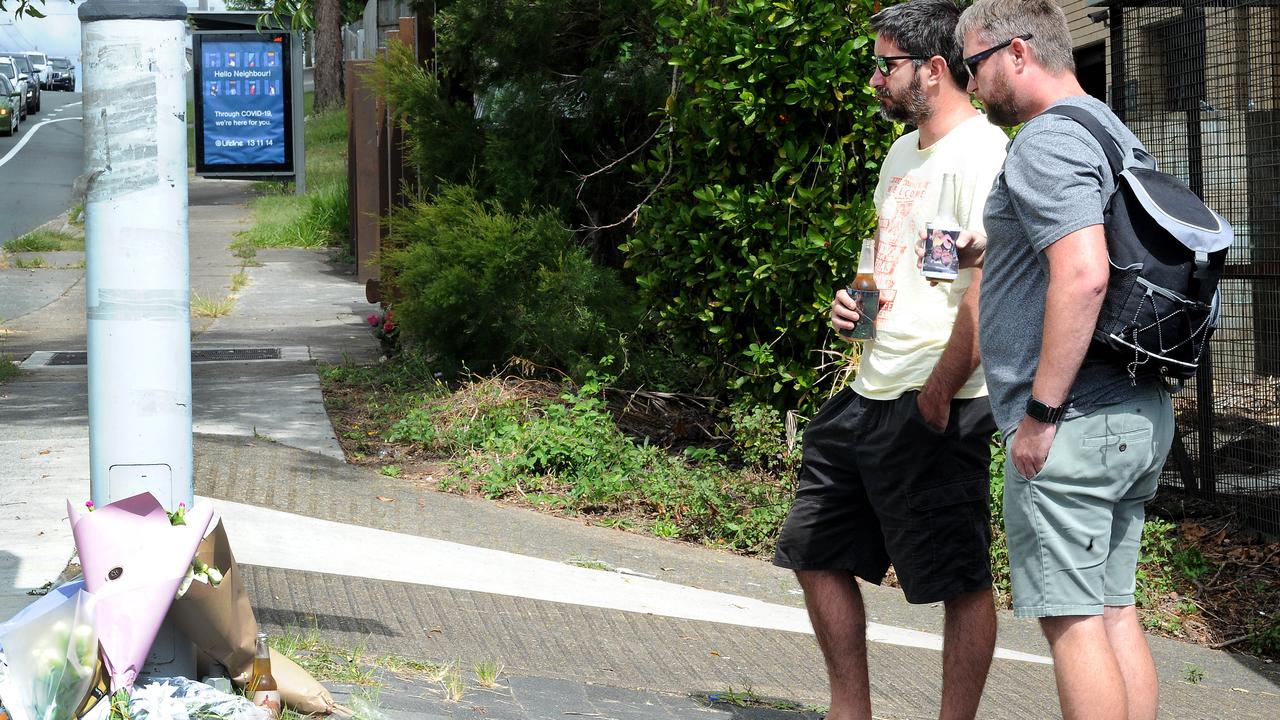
[1041,104,1125,179]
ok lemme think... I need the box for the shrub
[625,0,895,409]
[380,185,637,378]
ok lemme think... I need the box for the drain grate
[47,348,283,366]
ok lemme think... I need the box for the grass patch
[191,293,235,318]
[236,105,349,250]
[13,256,48,269]
[230,270,249,293]
[3,229,84,253]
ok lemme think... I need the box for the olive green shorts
[1004,386,1175,618]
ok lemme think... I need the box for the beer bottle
[249,631,282,718]
[840,235,879,340]
[923,172,961,282]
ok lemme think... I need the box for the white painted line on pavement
[209,498,1053,665]
[0,116,81,169]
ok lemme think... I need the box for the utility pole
[80,0,196,679]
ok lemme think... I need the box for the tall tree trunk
[312,0,343,112]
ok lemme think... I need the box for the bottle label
[922,225,960,281]
[252,690,282,717]
[839,288,879,340]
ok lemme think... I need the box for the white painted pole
[81,0,193,513]
[80,0,196,682]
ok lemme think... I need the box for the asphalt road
[0,90,83,244]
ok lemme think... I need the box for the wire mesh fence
[1108,0,1280,535]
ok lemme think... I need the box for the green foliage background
[371,0,896,408]
[625,0,895,408]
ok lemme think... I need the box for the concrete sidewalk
[1,177,1277,719]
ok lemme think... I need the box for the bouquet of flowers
[0,580,103,720]
[366,309,399,355]
[122,676,270,720]
[68,493,214,692]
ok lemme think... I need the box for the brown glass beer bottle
[840,235,879,340]
[250,631,282,718]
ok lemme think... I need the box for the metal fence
[1107,0,1280,535]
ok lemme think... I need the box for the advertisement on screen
[193,32,294,175]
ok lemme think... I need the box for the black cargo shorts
[773,387,997,604]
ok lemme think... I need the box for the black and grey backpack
[1044,104,1233,382]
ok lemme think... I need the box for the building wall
[1062,0,1108,49]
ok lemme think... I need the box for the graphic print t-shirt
[850,114,1008,401]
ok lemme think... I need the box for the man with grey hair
[772,1,1008,718]
[955,1,1175,719]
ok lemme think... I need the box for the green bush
[626,0,895,409]
[380,184,637,378]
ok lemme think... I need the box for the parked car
[0,57,27,120]
[24,51,49,89]
[48,56,74,91]
[0,74,22,136]
[0,54,39,113]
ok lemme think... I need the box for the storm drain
[21,347,310,369]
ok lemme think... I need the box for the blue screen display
[199,39,286,167]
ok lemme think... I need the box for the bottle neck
[255,637,270,660]
[855,235,876,275]
[934,173,959,226]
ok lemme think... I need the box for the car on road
[0,54,39,113]
[23,51,49,90]
[48,57,74,91]
[0,74,22,136]
[0,58,27,120]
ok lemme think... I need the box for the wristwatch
[1025,397,1066,424]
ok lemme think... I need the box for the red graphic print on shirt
[874,174,928,318]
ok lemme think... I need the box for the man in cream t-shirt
[772,1,1007,717]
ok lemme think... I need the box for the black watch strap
[1026,397,1066,424]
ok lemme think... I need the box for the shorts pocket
[1081,427,1152,448]
[907,474,988,510]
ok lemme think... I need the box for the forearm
[921,271,983,403]
[1031,265,1107,407]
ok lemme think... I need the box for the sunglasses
[873,54,928,76]
[963,33,1033,79]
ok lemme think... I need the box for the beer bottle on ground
[250,631,282,718]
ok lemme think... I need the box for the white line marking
[0,116,81,168]
[209,498,1053,664]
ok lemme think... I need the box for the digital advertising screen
[193,32,294,175]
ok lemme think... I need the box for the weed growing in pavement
[707,686,810,713]
[473,660,503,688]
[3,229,83,253]
[230,270,249,293]
[13,256,48,269]
[1183,664,1205,684]
[443,666,466,701]
[0,355,19,384]
[191,293,236,318]
[68,202,84,226]
[379,464,402,478]
[269,628,377,686]
[567,557,612,571]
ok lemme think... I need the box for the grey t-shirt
[979,94,1158,437]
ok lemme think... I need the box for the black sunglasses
[963,33,1033,78]
[873,54,929,76]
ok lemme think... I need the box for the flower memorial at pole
[0,493,337,718]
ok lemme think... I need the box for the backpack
[1043,105,1233,382]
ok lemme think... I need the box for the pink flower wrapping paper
[66,492,214,691]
